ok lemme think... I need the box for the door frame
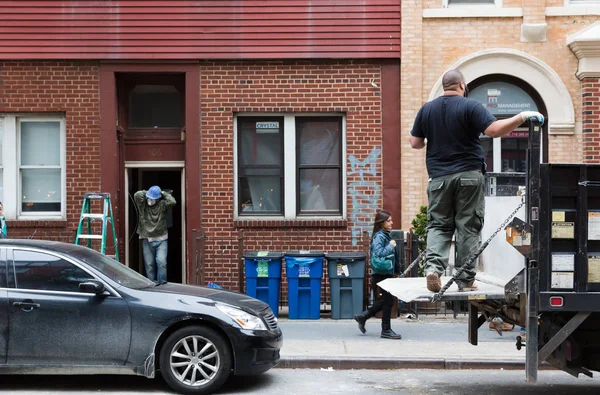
[100,63,201,284]
[124,161,186,284]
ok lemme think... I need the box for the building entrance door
[125,166,185,283]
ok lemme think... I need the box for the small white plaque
[551,272,574,289]
[552,254,575,271]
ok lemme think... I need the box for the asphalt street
[0,369,598,394]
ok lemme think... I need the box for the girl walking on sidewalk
[354,210,402,339]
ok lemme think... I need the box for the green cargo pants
[424,170,485,288]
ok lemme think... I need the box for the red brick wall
[583,78,600,164]
[200,60,384,307]
[0,61,101,242]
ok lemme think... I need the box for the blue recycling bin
[326,252,366,320]
[244,251,283,317]
[285,251,324,320]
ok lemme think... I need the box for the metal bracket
[538,312,591,365]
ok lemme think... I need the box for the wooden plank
[0,39,400,47]
[0,51,400,59]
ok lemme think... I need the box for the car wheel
[160,326,232,394]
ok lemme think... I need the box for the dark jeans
[367,274,394,327]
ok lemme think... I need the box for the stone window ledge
[546,7,600,17]
[8,220,69,228]
[234,219,348,228]
[423,7,523,18]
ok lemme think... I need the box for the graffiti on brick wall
[348,148,381,245]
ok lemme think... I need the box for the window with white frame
[0,115,65,219]
[235,115,344,218]
[568,0,600,5]
[444,0,498,6]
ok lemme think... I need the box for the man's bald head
[442,70,465,91]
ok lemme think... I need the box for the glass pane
[20,121,60,166]
[501,134,527,172]
[13,250,93,292]
[299,169,340,213]
[297,119,341,165]
[239,119,282,166]
[0,117,3,165]
[481,136,494,173]
[239,176,281,213]
[129,84,182,128]
[22,168,61,212]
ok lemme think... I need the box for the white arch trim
[428,49,575,133]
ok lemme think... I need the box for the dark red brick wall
[200,60,384,307]
[0,61,101,241]
[583,78,600,163]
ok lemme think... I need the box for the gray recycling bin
[325,252,366,319]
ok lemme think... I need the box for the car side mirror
[79,280,106,295]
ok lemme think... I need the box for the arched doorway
[468,74,548,173]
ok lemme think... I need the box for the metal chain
[431,195,527,302]
[399,248,427,279]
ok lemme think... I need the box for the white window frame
[233,113,347,220]
[443,0,501,7]
[566,0,600,5]
[0,114,66,220]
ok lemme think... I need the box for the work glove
[520,111,544,125]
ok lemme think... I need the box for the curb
[276,356,555,371]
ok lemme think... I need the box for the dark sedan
[0,239,282,394]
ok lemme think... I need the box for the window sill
[9,219,68,228]
[234,218,348,228]
[423,7,523,18]
[546,6,600,16]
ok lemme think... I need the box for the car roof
[0,239,91,254]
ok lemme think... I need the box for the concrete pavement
[275,315,536,370]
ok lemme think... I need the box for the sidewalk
[275,315,531,371]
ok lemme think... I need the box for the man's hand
[520,111,544,125]
[389,240,397,247]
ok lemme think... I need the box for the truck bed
[377,272,507,302]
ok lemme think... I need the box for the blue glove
[520,111,544,125]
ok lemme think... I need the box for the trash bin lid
[325,251,367,260]
[284,250,324,257]
[243,251,284,259]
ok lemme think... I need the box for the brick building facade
[400,0,600,230]
[0,2,401,308]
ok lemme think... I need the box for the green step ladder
[75,192,119,262]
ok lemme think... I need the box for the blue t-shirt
[410,95,496,179]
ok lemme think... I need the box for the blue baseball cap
[146,185,162,200]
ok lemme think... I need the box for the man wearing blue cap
[134,185,176,282]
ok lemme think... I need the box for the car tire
[159,326,232,394]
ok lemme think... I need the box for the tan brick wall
[401,2,590,229]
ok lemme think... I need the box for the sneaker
[426,272,442,292]
[458,281,478,292]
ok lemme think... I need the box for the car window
[69,247,156,289]
[12,250,94,292]
[0,252,6,289]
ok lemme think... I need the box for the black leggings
[367,274,394,326]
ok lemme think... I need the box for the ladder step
[81,213,106,219]
[84,192,111,200]
[77,234,103,240]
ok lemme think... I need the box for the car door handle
[13,301,40,311]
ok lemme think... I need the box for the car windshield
[69,247,156,289]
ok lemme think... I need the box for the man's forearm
[484,114,525,138]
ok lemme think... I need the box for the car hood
[142,283,270,314]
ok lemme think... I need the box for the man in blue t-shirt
[409,69,544,293]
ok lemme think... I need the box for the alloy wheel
[169,334,221,387]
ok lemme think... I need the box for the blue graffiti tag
[348,148,381,245]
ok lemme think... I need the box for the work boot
[426,272,442,293]
[354,311,371,334]
[458,280,478,292]
[381,328,402,339]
